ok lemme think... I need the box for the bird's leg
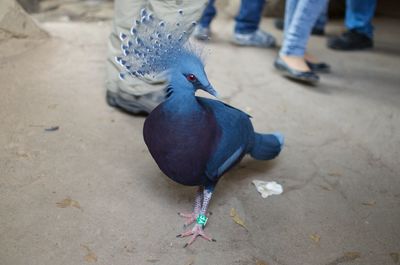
[178,186,203,227]
[178,186,216,247]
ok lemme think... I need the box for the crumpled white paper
[252,180,283,198]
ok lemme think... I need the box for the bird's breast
[143,103,218,186]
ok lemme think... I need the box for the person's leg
[198,0,216,28]
[232,0,276,48]
[345,0,376,39]
[276,0,327,83]
[106,0,161,114]
[280,0,327,58]
[234,0,265,34]
[106,0,208,114]
[327,0,376,50]
[313,0,328,34]
[283,0,298,37]
[193,0,216,40]
[276,0,328,36]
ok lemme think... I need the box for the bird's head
[115,8,218,97]
[168,51,217,97]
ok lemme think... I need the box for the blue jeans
[345,0,376,39]
[314,1,329,30]
[234,0,265,33]
[280,0,328,56]
[199,0,265,34]
[199,0,217,28]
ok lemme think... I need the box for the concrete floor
[0,17,400,265]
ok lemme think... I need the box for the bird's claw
[177,212,198,227]
[177,224,216,247]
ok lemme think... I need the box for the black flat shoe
[327,30,373,51]
[306,60,331,73]
[274,19,284,30]
[274,56,319,84]
[311,27,325,36]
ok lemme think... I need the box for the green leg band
[196,214,208,227]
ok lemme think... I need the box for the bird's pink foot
[177,212,198,227]
[177,224,216,247]
[178,211,212,228]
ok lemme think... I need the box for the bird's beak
[202,84,218,98]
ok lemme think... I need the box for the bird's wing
[219,102,252,118]
[213,145,244,176]
[197,97,254,182]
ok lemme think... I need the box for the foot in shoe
[233,29,276,48]
[280,55,310,72]
[327,30,373,51]
[193,25,211,41]
[304,53,320,64]
[274,56,319,84]
[304,53,330,73]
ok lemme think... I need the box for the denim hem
[199,21,212,28]
[234,27,258,34]
[279,50,305,57]
[346,27,373,39]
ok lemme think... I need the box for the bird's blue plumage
[118,8,284,188]
[143,94,219,186]
[197,98,254,181]
[143,93,282,187]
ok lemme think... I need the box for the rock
[16,0,39,13]
[0,0,48,42]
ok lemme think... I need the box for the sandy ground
[0,16,400,265]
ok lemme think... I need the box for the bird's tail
[250,132,284,160]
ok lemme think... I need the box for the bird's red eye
[187,74,196,82]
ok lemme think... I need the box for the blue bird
[117,9,284,247]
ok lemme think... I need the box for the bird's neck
[164,70,203,113]
[164,87,203,114]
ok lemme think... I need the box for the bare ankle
[280,55,310,72]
